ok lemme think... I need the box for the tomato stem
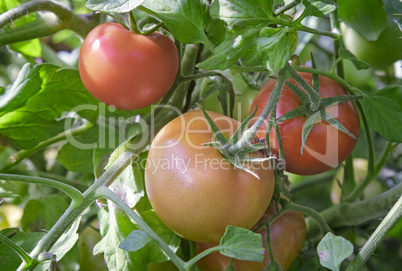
[0,0,93,39]
[345,196,402,271]
[0,120,93,173]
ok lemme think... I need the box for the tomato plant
[0,1,401,271]
[79,22,179,110]
[145,110,275,242]
[251,72,361,175]
[196,204,306,271]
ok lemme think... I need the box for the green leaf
[94,205,180,270]
[197,30,258,70]
[0,229,45,271]
[383,0,402,30]
[338,0,387,41]
[20,195,70,232]
[0,64,98,149]
[35,217,82,271]
[301,0,336,18]
[338,48,370,70]
[257,28,294,72]
[10,39,42,58]
[142,0,212,45]
[219,226,265,262]
[119,230,153,251]
[377,85,402,109]
[317,232,354,271]
[210,0,274,27]
[86,0,145,13]
[362,94,402,143]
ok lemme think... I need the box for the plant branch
[274,0,301,16]
[345,195,402,271]
[0,0,93,38]
[0,174,83,203]
[0,120,92,173]
[306,183,402,239]
[272,18,340,39]
[344,101,376,202]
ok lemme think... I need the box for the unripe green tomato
[196,204,306,271]
[343,60,375,89]
[342,21,402,69]
[331,158,384,204]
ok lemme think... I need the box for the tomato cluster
[79,23,179,110]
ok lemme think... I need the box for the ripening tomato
[196,204,306,271]
[250,72,360,175]
[79,23,179,110]
[145,110,275,242]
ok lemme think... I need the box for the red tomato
[250,72,360,175]
[145,110,275,242]
[196,204,306,271]
[79,23,179,110]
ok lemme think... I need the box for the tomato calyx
[200,107,273,179]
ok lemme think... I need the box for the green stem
[98,187,187,271]
[0,0,93,38]
[274,0,301,16]
[282,201,332,235]
[0,173,83,203]
[330,12,345,78]
[0,234,35,267]
[344,101,376,202]
[0,120,92,173]
[292,66,363,96]
[184,246,220,270]
[345,195,402,271]
[227,68,288,154]
[307,183,402,239]
[271,18,340,40]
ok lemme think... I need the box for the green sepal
[200,106,229,147]
[284,81,310,103]
[322,111,357,140]
[320,95,362,108]
[277,105,307,122]
[300,111,320,154]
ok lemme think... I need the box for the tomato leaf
[300,0,336,19]
[362,93,402,143]
[219,225,265,262]
[338,0,387,41]
[210,0,274,27]
[86,0,145,13]
[257,28,296,72]
[0,230,45,271]
[317,232,353,271]
[142,0,212,45]
[338,48,370,70]
[197,30,258,70]
[35,217,82,271]
[119,230,153,251]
